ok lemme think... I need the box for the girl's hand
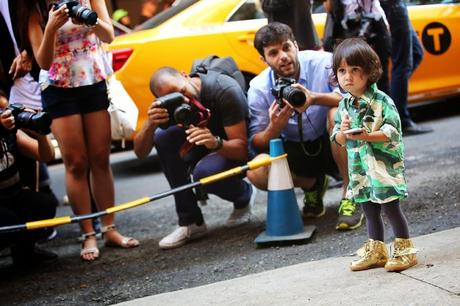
[185,125,216,149]
[0,110,15,130]
[47,5,69,33]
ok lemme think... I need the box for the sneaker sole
[225,216,251,228]
[335,214,364,231]
[159,231,207,250]
[302,207,326,218]
[350,261,387,271]
[385,259,418,272]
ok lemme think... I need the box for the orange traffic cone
[255,139,316,246]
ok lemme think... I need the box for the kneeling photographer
[0,91,58,267]
[134,66,254,249]
[247,22,364,231]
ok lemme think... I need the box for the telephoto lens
[16,111,52,135]
[69,3,98,26]
[282,86,306,108]
[272,77,306,108]
[55,1,98,26]
[7,103,52,135]
[173,104,199,128]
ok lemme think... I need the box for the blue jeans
[382,0,424,127]
[155,126,252,226]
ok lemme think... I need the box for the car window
[406,0,459,4]
[135,0,200,31]
[227,0,329,21]
[228,0,265,21]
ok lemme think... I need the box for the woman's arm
[28,5,68,69]
[91,0,115,43]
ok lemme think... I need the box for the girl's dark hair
[11,0,48,81]
[14,0,48,56]
[254,22,296,57]
[331,38,382,86]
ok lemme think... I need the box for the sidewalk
[117,227,460,306]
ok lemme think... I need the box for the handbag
[106,75,139,146]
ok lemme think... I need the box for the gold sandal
[80,232,100,261]
[101,224,139,248]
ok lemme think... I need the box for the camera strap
[189,97,211,127]
[179,97,212,158]
[296,112,321,157]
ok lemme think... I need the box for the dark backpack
[190,55,246,92]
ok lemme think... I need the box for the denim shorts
[41,81,109,119]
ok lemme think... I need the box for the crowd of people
[0,0,422,273]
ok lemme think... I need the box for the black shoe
[402,122,433,136]
[302,176,329,218]
[37,228,58,244]
[12,246,58,267]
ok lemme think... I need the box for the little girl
[330,38,417,272]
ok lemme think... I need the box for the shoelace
[304,177,328,207]
[390,245,418,258]
[338,199,356,216]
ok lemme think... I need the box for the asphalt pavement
[0,101,459,306]
[117,227,460,306]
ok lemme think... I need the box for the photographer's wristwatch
[213,136,224,151]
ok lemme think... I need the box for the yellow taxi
[109,0,460,131]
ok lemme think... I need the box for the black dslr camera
[1,103,52,135]
[156,93,203,129]
[271,77,306,108]
[53,0,98,26]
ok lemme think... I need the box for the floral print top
[40,0,112,88]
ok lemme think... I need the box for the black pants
[283,132,338,179]
[0,189,57,252]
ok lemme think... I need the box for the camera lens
[65,1,98,26]
[156,92,186,129]
[16,111,52,135]
[283,86,306,108]
[174,104,198,128]
[73,6,98,26]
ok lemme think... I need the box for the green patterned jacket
[331,84,408,204]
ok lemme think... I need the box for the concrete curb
[117,227,460,306]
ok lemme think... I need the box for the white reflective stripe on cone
[268,157,294,191]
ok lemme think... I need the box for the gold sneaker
[385,238,418,272]
[351,239,389,271]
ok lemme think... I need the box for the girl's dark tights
[361,200,409,241]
